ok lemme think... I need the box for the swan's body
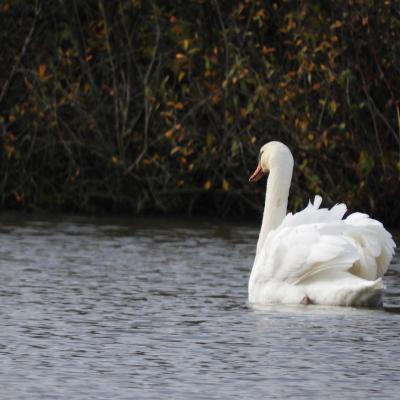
[249,141,396,307]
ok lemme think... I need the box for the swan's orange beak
[249,163,265,182]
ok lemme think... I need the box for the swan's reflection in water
[0,214,398,399]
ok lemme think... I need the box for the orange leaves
[211,90,221,104]
[162,101,185,133]
[111,156,120,165]
[321,130,329,148]
[164,129,174,140]
[203,180,212,190]
[175,53,186,61]
[38,64,51,82]
[171,24,183,36]
[24,77,33,91]
[182,39,190,50]
[174,102,185,110]
[311,83,321,91]
[279,15,296,33]
[38,64,46,78]
[166,126,194,172]
[279,94,293,107]
[83,83,92,94]
[164,123,182,140]
[170,145,193,158]
[203,179,231,192]
[222,179,230,192]
[142,159,152,166]
[13,192,24,204]
[142,153,163,166]
[170,146,182,156]
[253,8,266,21]
[4,143,16,159]
[330,20,342,30]
[297,119,309,133]
[68,168,80,184]
[0,3,11,12]
[314,142,322,151]
[261,46,276,55]
[178,71,185,82]
[329,100,338,114]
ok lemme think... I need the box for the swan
[248,141,396,307]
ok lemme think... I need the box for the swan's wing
[255,222,359,285]
[344,212,396,280]
[254,195,358,284]
[254,195,396,285]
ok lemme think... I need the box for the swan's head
[249,141,293,182]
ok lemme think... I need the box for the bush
[1,0,399,224]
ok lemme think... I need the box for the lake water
[0,214,399,399]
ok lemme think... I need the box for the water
[0,214,399,400]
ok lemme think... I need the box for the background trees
[1,0,399,224]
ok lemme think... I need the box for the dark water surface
[0,214,399,399]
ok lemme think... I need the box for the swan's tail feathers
[348,278,384,308]
[345,212,396,279]
[303,273,385,307]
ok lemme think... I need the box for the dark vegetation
[1,1,399,224]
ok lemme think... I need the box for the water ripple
[0,215,399,400]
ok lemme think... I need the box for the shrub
[1,0,399,224]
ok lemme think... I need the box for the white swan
[248,141,396,307]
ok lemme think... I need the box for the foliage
[1,0,399,224]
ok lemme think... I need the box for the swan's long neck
[256,162,293,255]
